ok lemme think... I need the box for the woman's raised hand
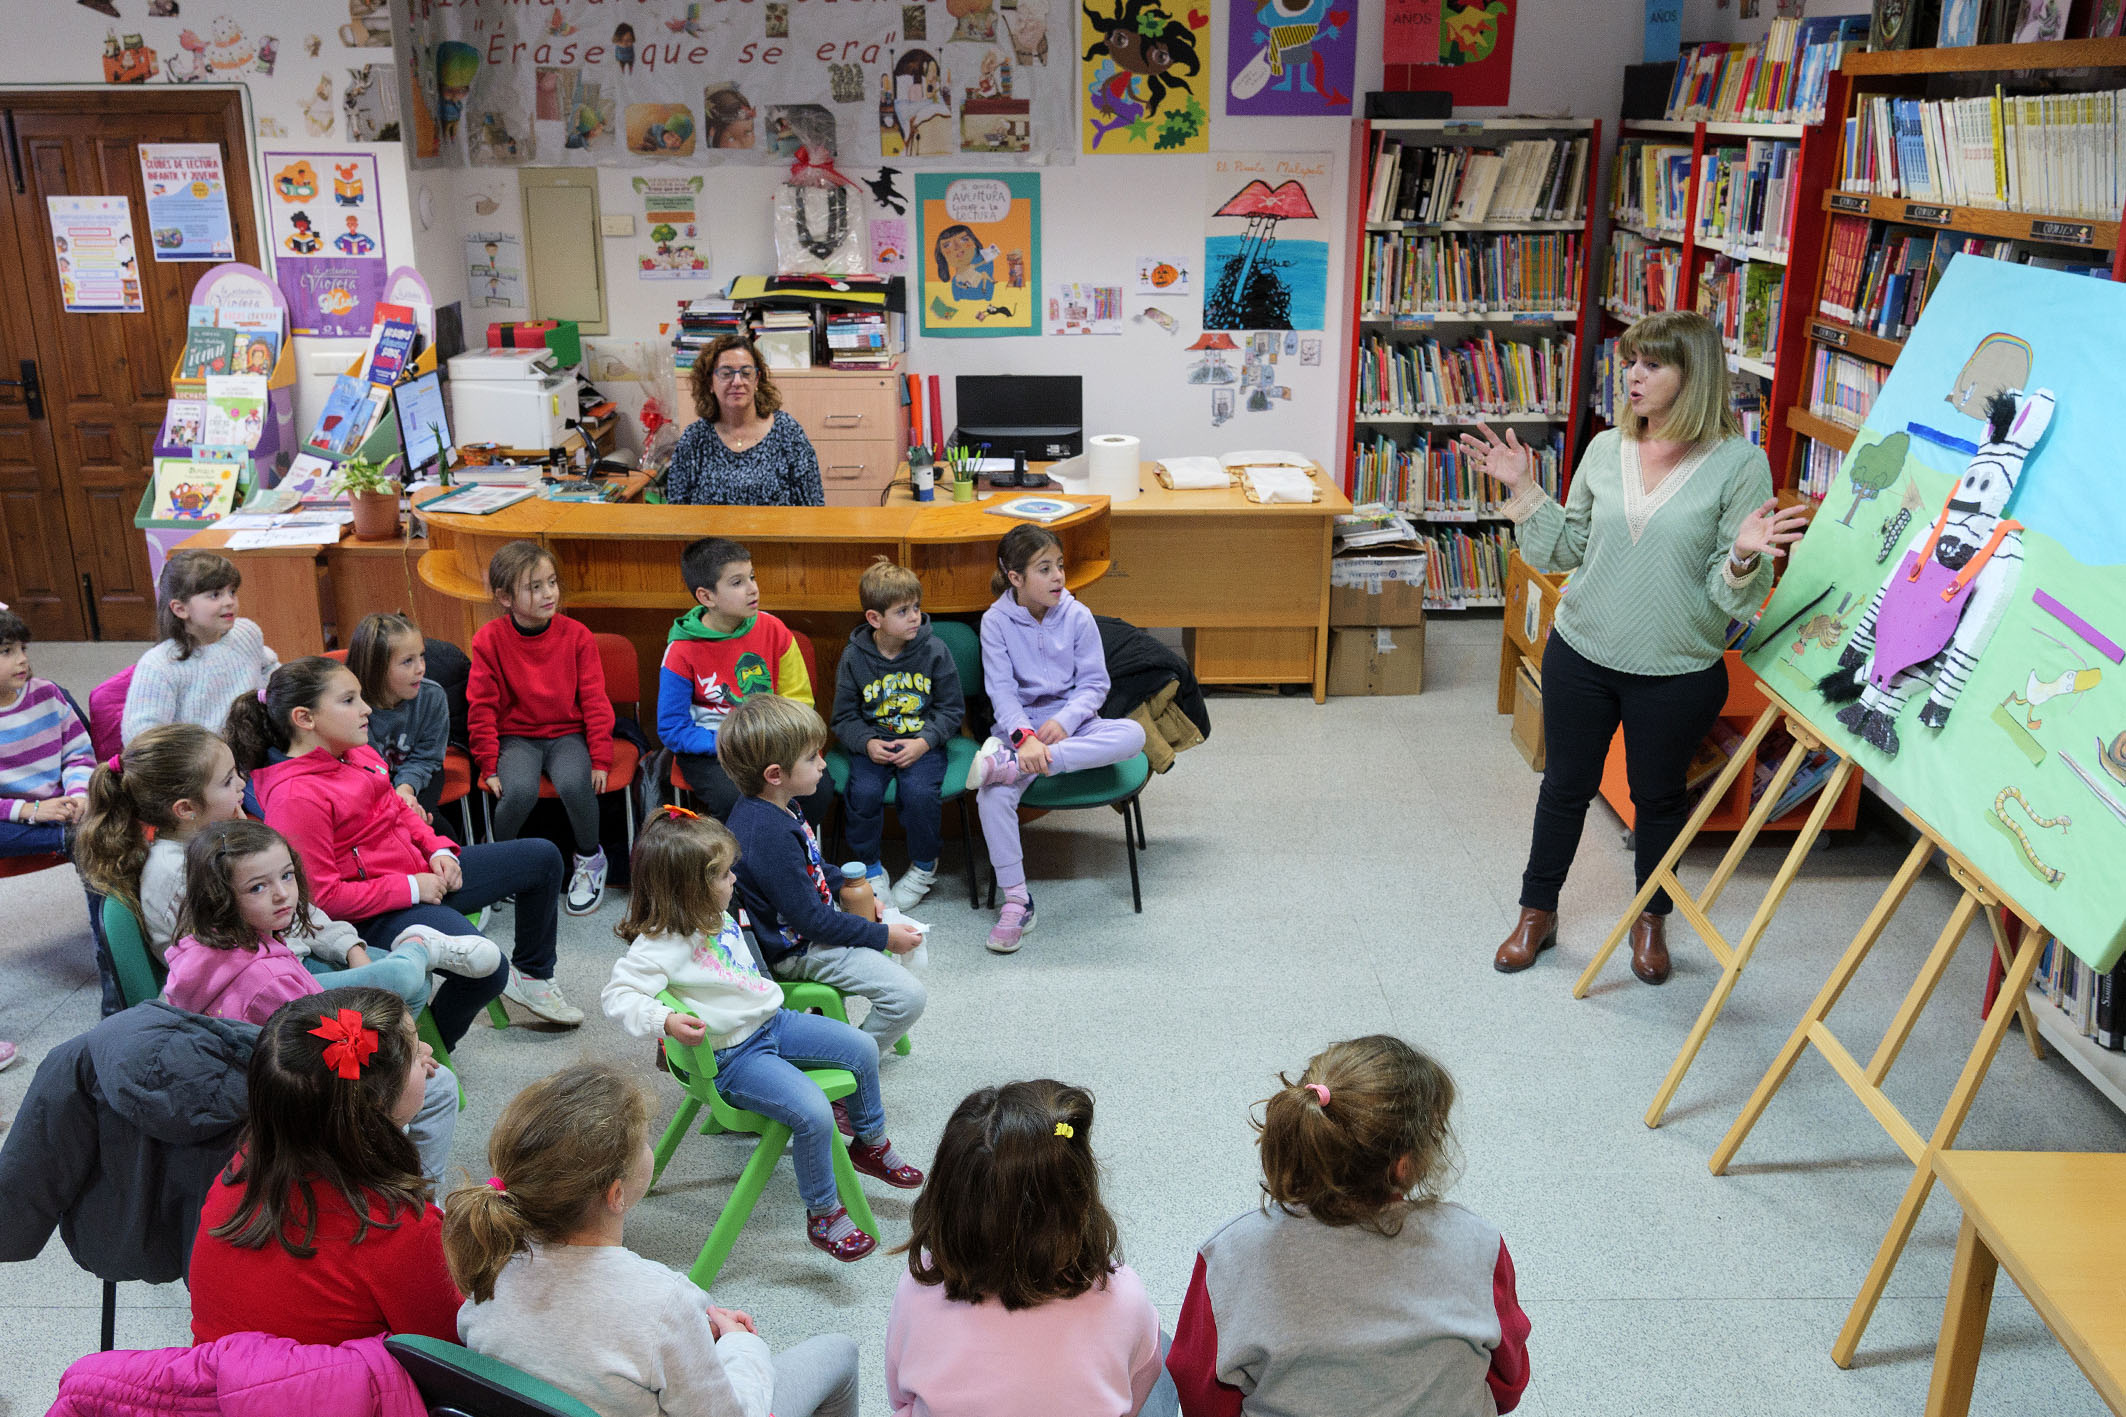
[1453,421,1533,496]
[1732,498,1812,563]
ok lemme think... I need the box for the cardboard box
[1330,545,1429,626]
[1327,621,1425,696]
[1510,657,1545,771]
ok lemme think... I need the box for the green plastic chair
[384,1334,602,1417]
[648,989,880,1288]
[780,976,910,1057]
[997,753,1152,913]
[824,617,986,908]
[101,895,463,1104]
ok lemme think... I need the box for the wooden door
[0,90,260,640]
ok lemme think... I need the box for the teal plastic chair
[824,618,985,908]
[781,975,910,1057]
[101,895,463,1104]
[385,1334,603,1417]
[648,989,880,1287]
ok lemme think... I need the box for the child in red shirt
[190,987,461,1347]
[469,540,616,916]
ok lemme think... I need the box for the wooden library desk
[174,525,465,661]
[1926,1150,2126,1417]
[412,487,1111,713]
[888,461,1350,702]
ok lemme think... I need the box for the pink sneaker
[966,737,1021,790]
[0,1040,17,1072]
[986,899,1036,954]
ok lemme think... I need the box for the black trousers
[1520,631,1728,916]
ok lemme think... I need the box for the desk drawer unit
[775,369,903,506]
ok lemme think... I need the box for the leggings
[1519,631,1728,916]
[770,1334,860,1417]
[977,716,1147,895]
[493,734,599,854]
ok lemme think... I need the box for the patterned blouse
[664,410,824,506]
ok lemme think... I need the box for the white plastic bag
[773,181,869,275]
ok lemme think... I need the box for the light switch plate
[600,213,635,237]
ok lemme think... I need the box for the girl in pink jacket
[163,819,334,1024]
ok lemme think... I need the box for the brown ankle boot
[1494,908,1558,973]
[1630,911,1671,984]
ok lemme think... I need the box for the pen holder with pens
[944,443,980,502]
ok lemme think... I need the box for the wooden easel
[1707,811,2050,1368]
[1573,683,1861,1128]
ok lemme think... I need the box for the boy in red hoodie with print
[469,541,616,917]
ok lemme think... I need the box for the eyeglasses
[711,366,759,383]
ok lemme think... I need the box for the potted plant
[332,455,402,541]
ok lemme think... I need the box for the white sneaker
[891,864,937,911]
[504,967,585,1026]
[965,737,1022,790]
[391,924,501,979]
[566,848,607,916]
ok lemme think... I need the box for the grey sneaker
[504,967,585,1025]
[391,924,500,979]
[566,848,607,916]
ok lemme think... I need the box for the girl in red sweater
[228,657,577,1037]
[190,986,462,1346]
[469,540,616,917]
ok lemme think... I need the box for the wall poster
[264,151,387,336]
[48,195,142,312]
[1381,0,1515,107]
[1203,151,1330,332]
[139,143,236,262]
[1225,0,1354,117]
[915,171,1039,337]
[1080,0,1211,153]
[635,175,709,280]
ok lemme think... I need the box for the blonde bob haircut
[1617,310,1742,445]
[717,692,828,796]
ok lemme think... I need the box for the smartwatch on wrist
[1010,727,1034,748]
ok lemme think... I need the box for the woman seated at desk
[664,335,825,507]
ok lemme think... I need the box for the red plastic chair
[0,853,69,880]
[480,632,643,853]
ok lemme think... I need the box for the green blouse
[1507,428,1774,676]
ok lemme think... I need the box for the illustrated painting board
[1382,0,1516,106]
[264,152,387,336]
[1080,0,1211,153]
[915,171,1040,337]
[1746,257,2126,970]
[1225,0,1356,116]
[1203,151,1330,331]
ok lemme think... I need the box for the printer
[447,348,572,449]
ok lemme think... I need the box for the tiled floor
[2,620,2120,1415]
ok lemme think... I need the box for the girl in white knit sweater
[121,550,280,743]
[602,806,923,1265]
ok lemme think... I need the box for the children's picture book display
[1749,258,2126,971]
[151,455,241,520]
[202,375,269,449]
[264,152,387,336]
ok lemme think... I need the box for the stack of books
[1417,526,1514,609]
[1840,89,2126,218]
[1818,219,2109,337]
[1695,256,1783,364]
[1663,17,1870,125]
[1695,139,1801,257]
[825,311,896,369]
[1358,231,1583,317]
[671,297,744,372]
[750,308,815,370]
[1350,431,1563,515]
[1357,331,1575,419]
[1808,348,1889,430]
[1602,230,1685,319]
[1364,137,1590,225]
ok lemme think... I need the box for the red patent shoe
[806,1207,877,1262]
[848,1138,924,1189]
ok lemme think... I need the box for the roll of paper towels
[1087,434,1141,504]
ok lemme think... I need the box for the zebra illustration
[1817,387,2054,757]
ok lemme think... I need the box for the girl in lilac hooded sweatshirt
[968,525,1145,953]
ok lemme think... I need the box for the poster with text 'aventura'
[1747,257,2126,970]
[916,171,1039,337]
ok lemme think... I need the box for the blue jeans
[301,947,431,1013]
[841,748,947,868]
[356,838,559,1047]
[713,1010,885,1213]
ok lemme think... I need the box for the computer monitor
[952,375,1082,462]
[395,370,452,477]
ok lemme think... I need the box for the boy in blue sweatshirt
[721,692,926,1060]
[831,559,963,912]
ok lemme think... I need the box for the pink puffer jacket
[47,1331,425,1417]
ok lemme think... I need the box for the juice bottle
[838,862,878,920]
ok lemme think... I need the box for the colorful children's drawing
[1080,0,1209,153]
[1225,0,1354,116]
[916,172,1039,337]
[1203,152,1330,331]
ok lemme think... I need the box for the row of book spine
[1842,89,2126,219]
[1808,348,1888,430]
[1797,435,1843,501]
[1365,137,1591,226]
[1350,430,1562,515]
[1662,17,1869,125]
[1357,331,1575,419]
[1610,140,1695,237]
[1602,230,1685,320]
[1419,526,1513,608]
[1695,255,1785,363]
[1358,232,1583,317]
[1695,139,1801,256]
[1820,216,2114,335]
[2036,940,2126,1052]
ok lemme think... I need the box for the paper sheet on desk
[1155,456,1231,489]
[224,525,345,549]
[1240,467,1318,503]
[219,511,354,530]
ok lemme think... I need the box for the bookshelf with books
[1772,38,2126,506]
[1341,115,1599,610]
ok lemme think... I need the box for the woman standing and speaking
[1458,311,1809,985]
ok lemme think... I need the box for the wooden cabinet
[674,361,904,507]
